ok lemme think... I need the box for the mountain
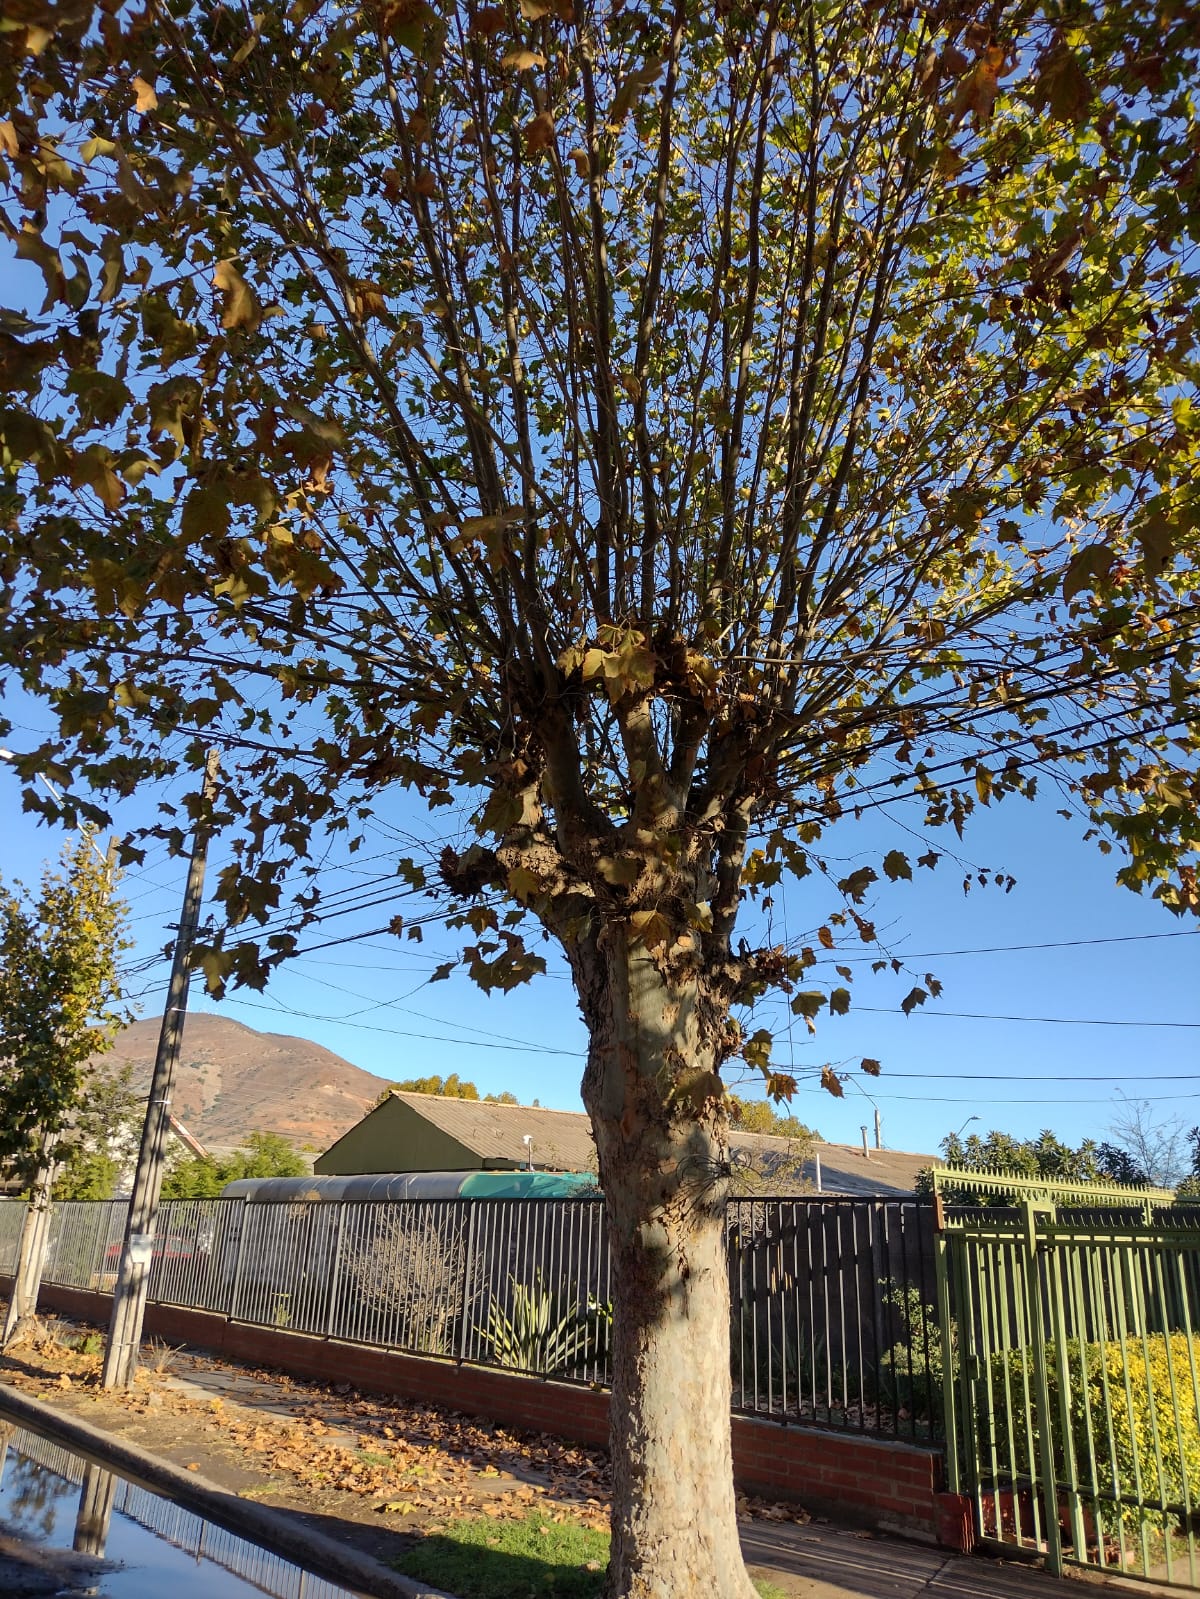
[105,1013,391,1153]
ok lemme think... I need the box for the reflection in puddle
[0,1421,368,1598]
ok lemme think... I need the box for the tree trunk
[578,933,757,1599]
[2,1150,57,1347]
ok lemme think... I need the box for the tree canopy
[927,1120,1200,1200]
[0,832,130,1189]
[2,0,1198,1590]
[160,1129,309,1198]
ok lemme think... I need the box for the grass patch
[394,1511,791,1599]
[394,1511,609,1599]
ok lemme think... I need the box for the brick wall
[7,1275,966,1549]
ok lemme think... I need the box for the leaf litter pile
[0,1317,806,1547]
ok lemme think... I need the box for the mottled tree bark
[577,932,757,1599]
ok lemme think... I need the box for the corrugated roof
[390,1092,598,1172]
[385,1093,933,1193]
[731,1135,933,1197]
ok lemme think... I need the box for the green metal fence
[933,1168,1200,1588]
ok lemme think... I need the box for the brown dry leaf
[524,111,555,153]
[950,44,1011,129]
[131,75,158,111]
[470,6,506,36]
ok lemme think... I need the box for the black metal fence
[0,1193,940,1441]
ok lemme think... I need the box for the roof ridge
[391,1091,589,1118]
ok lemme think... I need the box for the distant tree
[922,1123,1194,1203]
[393,1073,481,1100]
[53,1063,141,1201]
[727,1095,817,1141]
[161,1131,308,1199]
[377,1074,521,1104]
[0,833,130,1341]
[1102,1099,1192,1189]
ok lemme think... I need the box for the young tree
[160,1130,309,1198]
[53,1062,142,1200]
[0,835,129,1341]
[2,1,1198,1590]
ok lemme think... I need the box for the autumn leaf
[524,112,555,154]
[901,986,928,1016]
[860,1058,882,1077]
[131,75,158,112]
[628,909,671,950]
[820,1066,844,1098]
[1062,542,1116,601]
[950,44,1011,129]
[1033,36,1093,125]
[501,48,545,70]
[213,260,261,332]
[469,6,506,37]
[80,135,117,164]
[882,850,911,882]
[0,119,18,159]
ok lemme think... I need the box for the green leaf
[1062,543,1116,600]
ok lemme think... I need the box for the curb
[0,1381,455,1599]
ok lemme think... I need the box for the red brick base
[5,1276,961,1547]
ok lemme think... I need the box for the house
[315,1091,597,1177]
[315,1090,934,1196]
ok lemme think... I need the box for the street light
[953,1115,981,1139]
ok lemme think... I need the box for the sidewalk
[0,1315,1163,1599]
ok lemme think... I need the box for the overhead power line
[855,1006,1200,1028]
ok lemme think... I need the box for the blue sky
[2,683,1197,1160]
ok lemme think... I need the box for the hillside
[105,1013,391,1153]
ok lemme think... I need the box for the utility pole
[102,749,219,1389]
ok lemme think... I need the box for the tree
[161,1131,309,1199]
[925,1124,1188,1202]
[374,1075,519,1104]
[727,1095,817,1141]
[53,1062,141,1200]
[2,2,1199,1591]
[1101,1098,1193,1189]
[0,834,129,1340]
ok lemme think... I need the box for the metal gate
[933,1169,1200,1587]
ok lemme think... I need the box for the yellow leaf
[501,48,545,70]
[0,119,18,159]
[131,75,158,112]
[213,259,261,332]
[629,909,671,950]
[80,135,117,164]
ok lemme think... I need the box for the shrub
[345,1206,477,1356]
[996,1332,1200,1535]
[484,1273,612,1377]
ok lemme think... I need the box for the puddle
[0,1420,371,1599]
